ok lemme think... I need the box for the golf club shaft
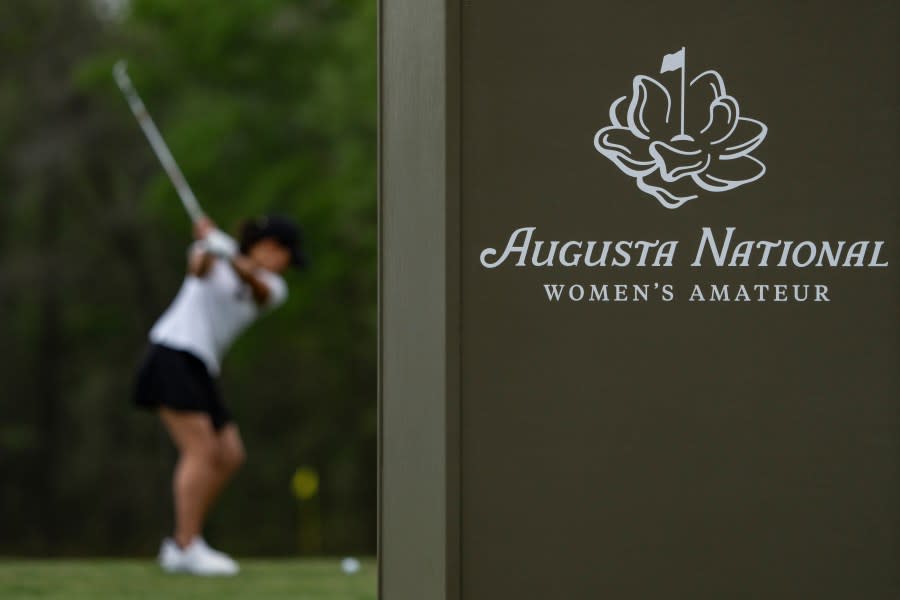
[112,60,205,223]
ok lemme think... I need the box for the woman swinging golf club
[134,215,306,576]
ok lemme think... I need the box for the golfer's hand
[193,217,215,240]
[205,229,238,259]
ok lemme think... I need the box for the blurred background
[0,0,376,559]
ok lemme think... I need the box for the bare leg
[159,409,245,548]
[198,424,246,522]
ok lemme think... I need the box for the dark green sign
[381,1,899,598]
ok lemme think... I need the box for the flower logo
[593,48,767,209]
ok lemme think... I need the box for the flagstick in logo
[660,47,691,142]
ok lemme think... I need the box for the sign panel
[459,1,898,598]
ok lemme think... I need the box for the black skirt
[134,344,232,431]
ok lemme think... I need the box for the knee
[187,438,221,466]
[219,443,245,474]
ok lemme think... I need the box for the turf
[0,558,376,600]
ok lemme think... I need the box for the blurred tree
[0,0,376,556]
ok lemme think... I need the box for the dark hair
[238,218,265,255]
[237,215,307,268]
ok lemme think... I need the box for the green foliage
[0,0,376,555]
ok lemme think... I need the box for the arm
[188,218,279,306]
[188,247,214,277]
[230,255,272,306]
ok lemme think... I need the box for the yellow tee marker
[291,466,320,501]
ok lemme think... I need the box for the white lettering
[481,226,535,268]
[692,226,735,267]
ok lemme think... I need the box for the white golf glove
[204,228,238,259]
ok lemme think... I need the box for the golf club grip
[113,61,205,223]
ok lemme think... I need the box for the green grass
[0,558,376,600]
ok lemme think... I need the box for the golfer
[134,215,305,575]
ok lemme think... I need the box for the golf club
[112,59,205,223]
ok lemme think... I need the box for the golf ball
[341,557,361,574]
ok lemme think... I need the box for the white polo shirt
[149,247,288,376]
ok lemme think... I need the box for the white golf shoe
[158,538,183,571]
[158,536,239,576]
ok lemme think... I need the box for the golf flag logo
[660,48,685,73]
[593,47,768,209]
